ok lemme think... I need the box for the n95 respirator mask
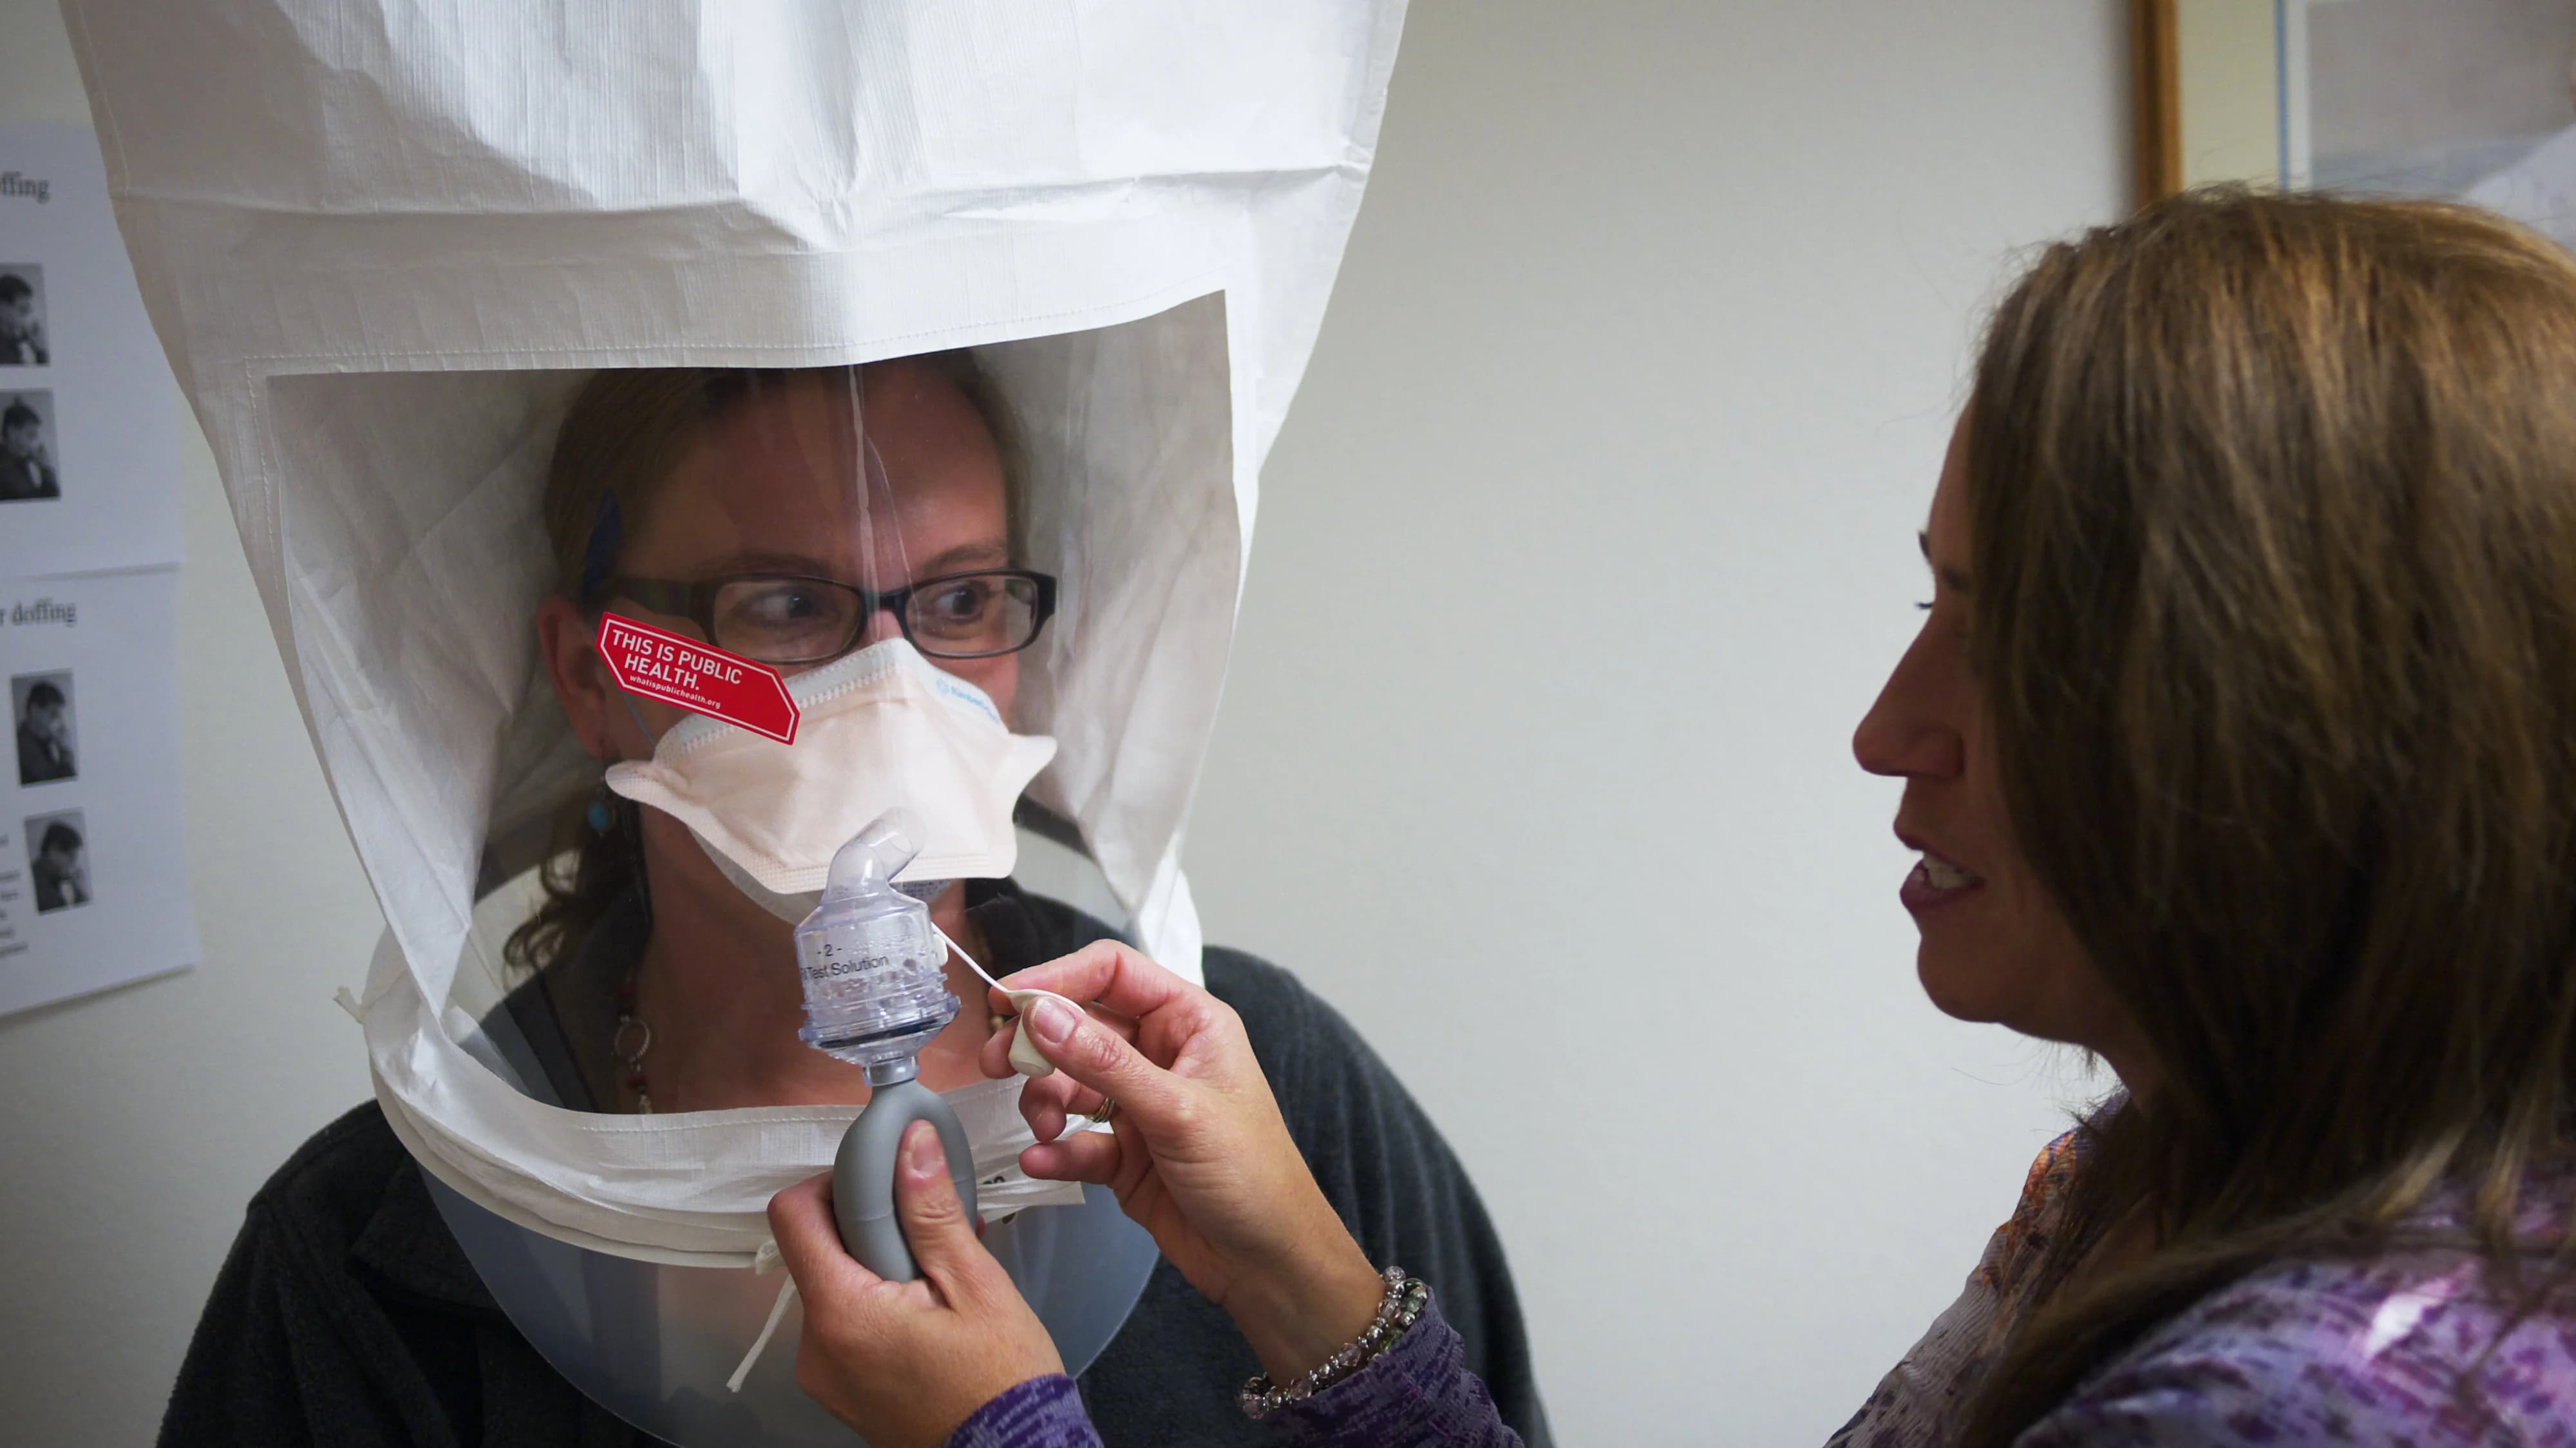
[605,638,1057,920]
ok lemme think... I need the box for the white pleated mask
[605,639,1056,916]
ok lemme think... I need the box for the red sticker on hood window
[596,613,800,745]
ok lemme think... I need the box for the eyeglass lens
[708,573,1041,663]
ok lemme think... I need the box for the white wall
[0,3,2126,1444]
[1186,4,2126,1442]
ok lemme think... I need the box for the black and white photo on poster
[0,388,59,503]
[21,808,88,913]
[0,264,47,365]
[12,669,74,786]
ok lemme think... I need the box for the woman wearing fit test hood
[71,5,1547,1447]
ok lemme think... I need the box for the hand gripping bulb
[793,809,980,1281]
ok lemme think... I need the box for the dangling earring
[587,779,618,835]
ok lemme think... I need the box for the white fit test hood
[64,2,1405,1441]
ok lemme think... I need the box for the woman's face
[543,360,1019,763]
[1852,418,2148,1080]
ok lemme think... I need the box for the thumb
[893,1120,998,1299]
[1019,994,1186,1128]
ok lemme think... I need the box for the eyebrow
[917,540,1010,575]
[1917,531,1973,595]
[686,539,1010,581]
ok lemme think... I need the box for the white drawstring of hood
[942,924,1074,1081]
[726,1240,798,1393]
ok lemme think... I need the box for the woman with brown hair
[158,356,1551,1448]
[766,188,2576,1445]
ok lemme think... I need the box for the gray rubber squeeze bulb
[793,808,981,1281]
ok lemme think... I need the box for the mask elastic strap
[577,493,623,604]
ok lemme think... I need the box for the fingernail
[904,1121,944,1178]
[1030,995,1077,1045]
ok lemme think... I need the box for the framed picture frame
[2134,0,2576,248]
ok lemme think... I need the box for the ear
[538,596,622,761]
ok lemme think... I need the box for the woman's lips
[1900,849,1985,913]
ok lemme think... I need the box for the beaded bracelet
[1237,1266,1432,1420]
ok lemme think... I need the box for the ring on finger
[1094,1096,1119,1125]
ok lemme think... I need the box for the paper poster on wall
[0,566,197,1015]
[0,121,182,577]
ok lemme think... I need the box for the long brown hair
[503,355,1014,978]
[1958,189,2576,1439]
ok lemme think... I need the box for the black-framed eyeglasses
[603,569,1057,665]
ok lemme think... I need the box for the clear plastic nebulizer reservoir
[795,810,960,1082]
[793,809,981,1281]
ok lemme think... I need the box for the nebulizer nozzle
[793,808,981,1280]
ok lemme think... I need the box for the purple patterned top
[947,1143,2576,1447]
[1830,1137,2576,1446]
[2008,1249,2576,1445]
[947,1375,1104,1448]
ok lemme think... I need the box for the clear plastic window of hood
[266,300,1231,1445]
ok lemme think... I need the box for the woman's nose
[1852,645,1965,780]
[858,605,907,649]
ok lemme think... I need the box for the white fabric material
[70,0,1405,1266]
[607,639,1057,894]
